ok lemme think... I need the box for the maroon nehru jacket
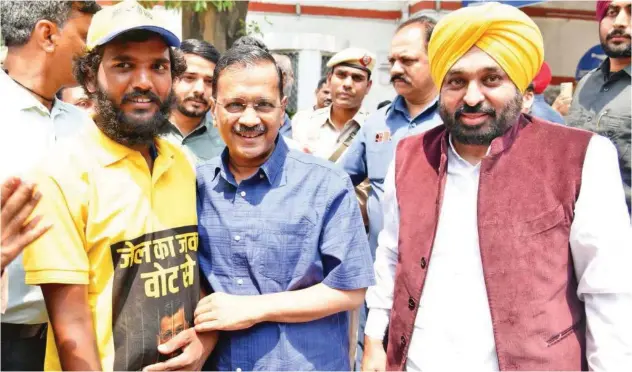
[386,115,594,371]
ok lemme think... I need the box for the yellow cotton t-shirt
[23,122,200,371]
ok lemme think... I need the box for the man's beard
[601,28,632,58]
[440,91,523,146]
[175,94,209,118]
[93,85,173,147]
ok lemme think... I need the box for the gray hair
[1,1,100,47]
[231,36,269,52]
[212,45,284,99]
[272,53,294,98]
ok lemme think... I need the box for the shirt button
[234,235,241,241]
[420,257,427,269]
[259,173,264,179]
[236,368,242,372]
[408,297,416,310]
[237,279,243,285]
[240,191,246,197]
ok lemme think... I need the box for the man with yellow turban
[362,3,632,371]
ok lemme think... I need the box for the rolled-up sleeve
[364,158,400,340]
[319,175,375,291]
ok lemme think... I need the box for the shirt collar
[388,95,439,122]
[87,121,174,167]
[213,135,289,186]
[1,69,48,113]
[1,69,72,117]
[325,105,367,128]
[168,114,211,137]
[598,59,632,80]
[447,134,487,173]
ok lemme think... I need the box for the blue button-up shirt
[339,95,442,256]
[530,94,565,125]
[196,136,375,371]
[279,112,293,137]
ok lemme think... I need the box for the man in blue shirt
[520,61,565,124]
[194,45,375,371]
[339,15,444,367]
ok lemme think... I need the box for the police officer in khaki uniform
[293,47,374,160]
[292,47,375,369]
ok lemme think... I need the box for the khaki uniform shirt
[292,105,370,159]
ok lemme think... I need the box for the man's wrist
[251,294,271,324]
[364,334,384,347]
[198,330,219,358]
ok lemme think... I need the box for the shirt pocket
[366,140,396,182]
[257,217,315,287]
[515,204,568,237]
[597,112,631,164]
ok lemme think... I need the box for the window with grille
[321,53,332,78]
[275,51,299,116]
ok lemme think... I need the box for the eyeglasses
[215,99,281,115]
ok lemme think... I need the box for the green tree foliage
[139,1,234,13]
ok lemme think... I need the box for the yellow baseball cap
[86,0,180,51]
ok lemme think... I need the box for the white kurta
[365,135,632,371]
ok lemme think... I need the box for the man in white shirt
[0,1,99,370]
[363,3,632,371]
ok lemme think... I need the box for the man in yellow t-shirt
[23,2,217,370]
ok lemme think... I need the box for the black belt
[1,323,47,340]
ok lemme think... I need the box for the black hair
[316,76,328,91]
[73,30,186,97]
[212,45,283,99]
[377,100,392,110]
[180,39,221,65]
[231,36,269,52]
[396,15,437,51]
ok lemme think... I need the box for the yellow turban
[428,2,544,93]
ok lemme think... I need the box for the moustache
[232,123,267,135]
[184,96,208,105]
[122,90,161,105]
[390,75,410,85]
[455,103,496,119]
[607,29,631,41]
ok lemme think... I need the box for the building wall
[247,10,399,111]
[248,0,601,112]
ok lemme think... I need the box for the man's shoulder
[196,154,222,179]
[156,136,197,175]
[290,109,313,124]
[31,130,97,187]
[574,66,602,95]
[361,105,391,130]
[302,107,330,124]
[528,115,593,137]
[286,150,352,185]
[399,123,445,147]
